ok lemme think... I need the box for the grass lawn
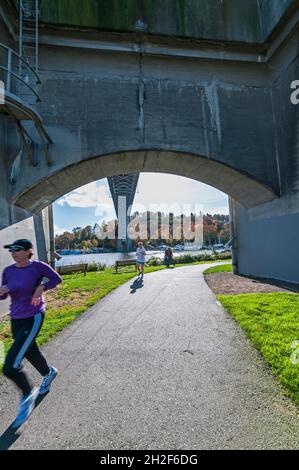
[203,265,299,405]
[0,259,231,372]
[203,263,233,274]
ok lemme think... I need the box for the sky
[53,173,229,235]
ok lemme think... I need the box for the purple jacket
[0,261,62,319]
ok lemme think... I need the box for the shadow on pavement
[0,392,48,450]
[130,275,144,293]
[0,426,21,450]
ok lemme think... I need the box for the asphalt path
[0,263,299,450]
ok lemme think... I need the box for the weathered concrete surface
[234,202,299,287]
[37,0,262,43]
[36,0,298,44]
[0,80,50,306]
[261,0,295,39]
[0,263,299,450]
[8,45,280,211]
[230,12,299,286]
[0,13,50,277]
[1,2,299,285]
[0,16,34,230]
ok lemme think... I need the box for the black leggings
[3,313,50,397]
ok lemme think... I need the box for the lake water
[55,249,216,267]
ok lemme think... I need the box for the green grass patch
[203,264,233,274]
[217,292,299,405]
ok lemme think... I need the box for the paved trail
[0,263,299,450]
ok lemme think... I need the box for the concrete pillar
[228,196,238,275]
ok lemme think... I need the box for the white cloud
[132,174,229,215]
[57,182,111,208]
[56,181,115,221]
[54,224,68,235]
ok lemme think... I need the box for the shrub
[97,263,107,271]
[215,251,232,260]
[87,262,99,272]
[174,254,197,264]
[171,252,232,264]
[147,256,163,266]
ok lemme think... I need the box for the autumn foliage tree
[55,213,230,250]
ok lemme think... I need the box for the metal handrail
[0,41,41,101]
[0,66,40,101]
[0,42,40,82]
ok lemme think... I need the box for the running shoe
[39,366,58,395]
[12,387,39,429]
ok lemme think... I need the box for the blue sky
[53,173,229,234]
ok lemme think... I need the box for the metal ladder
[18,0,40,105]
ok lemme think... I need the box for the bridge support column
[233,200,299,289]
[228,197,238,275]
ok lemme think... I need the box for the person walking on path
[164,246,175,268]
[0,239,62,429]
[136,241,146,277]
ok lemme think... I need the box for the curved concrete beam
[14,150,279,212]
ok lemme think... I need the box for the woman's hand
[0,285,9,297]
[31,285,45,307]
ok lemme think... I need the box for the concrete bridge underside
[12,151,278,213]
[0,0,299,288]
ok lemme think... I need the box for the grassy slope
[203,263,233,274]
[203,265,299,406]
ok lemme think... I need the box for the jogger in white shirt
[136,242,146,277]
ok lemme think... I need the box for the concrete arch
[14,150,278,212]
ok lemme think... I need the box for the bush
[198,253,216,261]
[172,252,232,264]
[87,262,99,272]
[147,256,163,266]
[97,263,107,271]
[87,262,107,272]
[174,254,197,264]
[214,251,232,260]
[174,253,213,264]
[146,252,232,267]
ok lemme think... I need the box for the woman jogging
[136,241,146,277]
[0,239,62,429]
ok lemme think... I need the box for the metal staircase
[0,0,52,175]
[18,0,40,105]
